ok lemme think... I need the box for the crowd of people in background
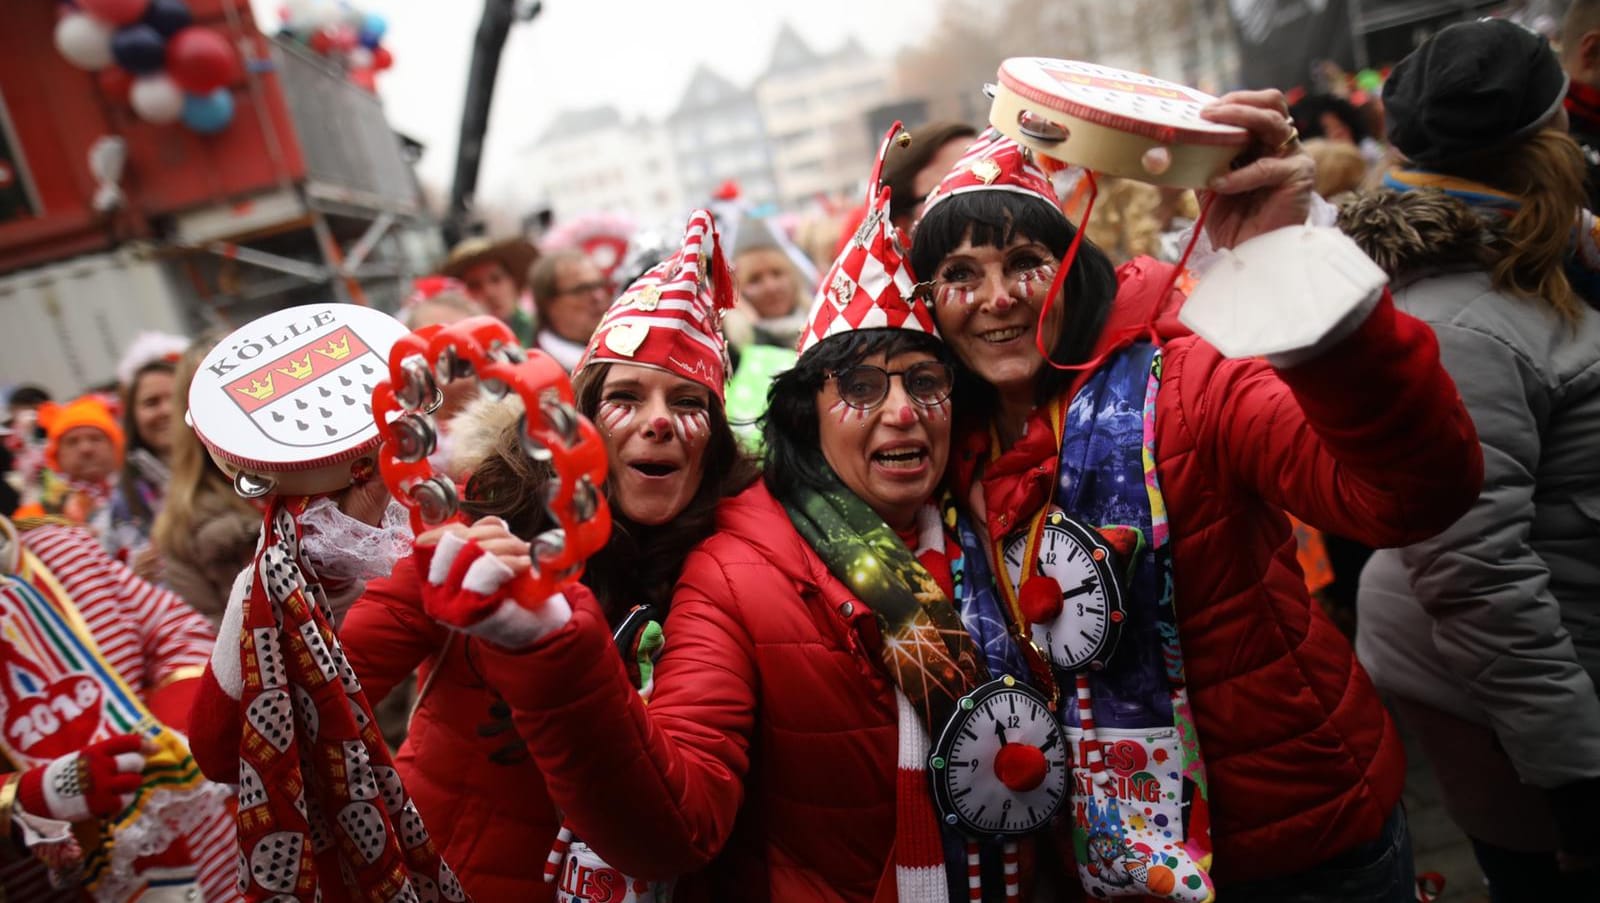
[2,6,1600,903]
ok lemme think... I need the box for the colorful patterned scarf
[1382,167,1600,305]
[0,549,218,901]
[779,468,988,901]
[235,498,465,902]
[780,468,987,741]
[1050,344,1211,901]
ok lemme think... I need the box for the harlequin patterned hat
[917,127,1058,223]
[578,209,735,399]
[798,121,937,357]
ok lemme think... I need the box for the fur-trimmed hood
[1337,189,1501,281]
[445,393,525,478]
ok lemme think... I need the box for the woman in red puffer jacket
[188,211,759,903]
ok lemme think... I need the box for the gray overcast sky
[248,0,939,202]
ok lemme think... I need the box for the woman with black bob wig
[904,98,1483,899]
[760,326,952,504]
[909,184,1118,417]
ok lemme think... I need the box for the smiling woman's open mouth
[629,461,680,478]
[871,446,929,470]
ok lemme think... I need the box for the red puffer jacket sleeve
[1177,291,1483,545]
[473,550,758,880]
[339,556,449,703]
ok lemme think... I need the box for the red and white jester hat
[578,208,735,400]
[798,121,938,357]
[917,126,1058,223]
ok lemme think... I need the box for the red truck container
[1,0,439,394]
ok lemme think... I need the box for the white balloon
[280,0,339,30]
[130,74,185,125]
[346,47,374,70]
[308,0,346,28]
[54,13,116,71]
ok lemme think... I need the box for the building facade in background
[664,66,779,211]
[756,25,894,209]
[516,106,685,228]
[517,22,899,228]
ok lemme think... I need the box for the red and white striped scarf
[893,505,967,902]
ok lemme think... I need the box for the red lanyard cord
[1036,178,1217,373]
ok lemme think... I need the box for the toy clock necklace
[1002,510,1126,670]
[930,674,1068,840]
[984,398,1129,795]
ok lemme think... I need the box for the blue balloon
[358,12,387,49]
[111,24,167,75]
[181,88,234,135]
[142,0,193,38]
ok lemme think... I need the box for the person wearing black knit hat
[1352,16,1600,903]
[1382,18,1570,166]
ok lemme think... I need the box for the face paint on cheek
[936,284,977,310]
[1015,265,1057,301]
[598,401,634,434]
[918,398,952,422]
[672,410,710,442]
[827,399,868,425]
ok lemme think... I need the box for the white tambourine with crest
[187,303,409,498]
[988,57,1249,188]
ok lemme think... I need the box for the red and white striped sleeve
[24,526,215,695]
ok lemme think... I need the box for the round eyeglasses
[828,361,954,410]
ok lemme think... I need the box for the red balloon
[80,0,150,27]
[96,67,134,103]
[372,45,393,71]
[350,67,376,93]
[308,27,335,55]
[167,27,237,94]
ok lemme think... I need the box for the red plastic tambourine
[370,315,611,600]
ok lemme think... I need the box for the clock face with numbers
[930,676,1068,838]
[1004,509,1127,670]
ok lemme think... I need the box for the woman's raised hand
[415,517,532,575]
[1199,89,1317,250]
[414,517,569,648]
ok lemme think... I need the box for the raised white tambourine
[989,58,1249,188]
[1178,226,1388,361]
[187,303,409,498]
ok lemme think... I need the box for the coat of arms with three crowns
[222,327,385,448]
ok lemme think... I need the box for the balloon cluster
[55,0,241,134]
[276,0,392,93]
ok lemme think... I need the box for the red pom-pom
[1018,575,1063,624]
[994,743,1048,792]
